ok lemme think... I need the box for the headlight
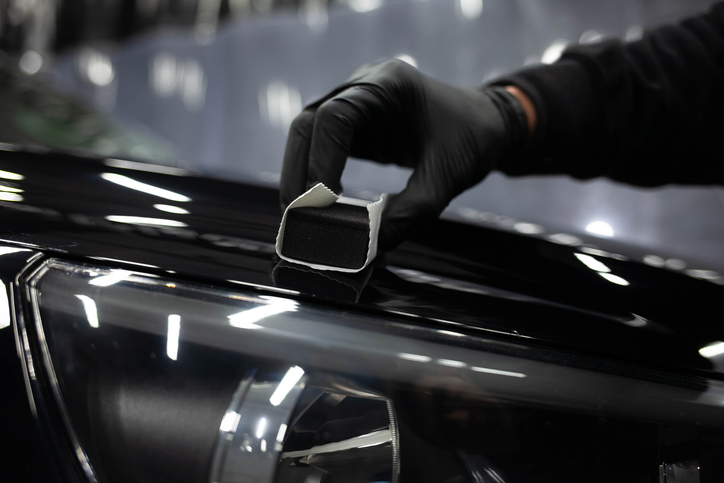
[18,259,724,482]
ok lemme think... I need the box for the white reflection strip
[75,295,99,328]
[256,417,267,439]
[700,342,724,358]
[0,192,22,202]
[438,359,466,368]
[398,353,432,363]
[438,330,465,337]
[106,216,187,227]
[574,253,610,273]
[0,281,10,329]
[269,366,305,406]
[276,423,288,443]
[471,366,527,378]
[101,173,191,202]
[154,204,190,214]
[598,273,630,286]
[228,298,297,330]
[89,269,131,287]
[219,411,241,432]
[104,159,190,176]
[167,314,181,361]
[0,169,24,180]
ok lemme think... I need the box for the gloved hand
[280,59,529,251]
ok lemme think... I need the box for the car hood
[1,148,723,379]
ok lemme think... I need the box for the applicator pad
[283,203,370,269]
[276,183,387,273]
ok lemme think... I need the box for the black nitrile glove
[280,59,528,251]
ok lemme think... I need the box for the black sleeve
[493,2,724,187]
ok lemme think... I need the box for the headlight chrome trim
[23,259,100,483]
[209,368,308,483]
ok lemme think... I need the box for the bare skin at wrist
[504,85,537,138]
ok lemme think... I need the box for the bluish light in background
[665,258,686,270]
[541,40,567,64]
[513,222,544,234]
[348,0,383,13]
[458,0,483,20]
[150,53,207,111]
[547,233,582,246]
[79,48,115,86]
[586,221,614,237]
[259,82,302,131]
[19,50,43,75]
[643,255,665,267]
[299,0,329,30]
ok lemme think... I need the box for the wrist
[504,85,537,138]
[483,86,530,156]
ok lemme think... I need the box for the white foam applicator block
[276,183,387,273]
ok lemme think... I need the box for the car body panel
[0,149,722,382]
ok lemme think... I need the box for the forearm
[493,2,724,187]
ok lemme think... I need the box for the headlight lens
[26,260,401,483]
[23,259,724,483]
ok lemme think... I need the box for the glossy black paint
[0,148,722,380]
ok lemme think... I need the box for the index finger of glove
[308,87,376,194]
[280,108,316,209]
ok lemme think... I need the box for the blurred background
[1,0,723,278]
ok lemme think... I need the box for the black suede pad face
[282,203,370,269]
